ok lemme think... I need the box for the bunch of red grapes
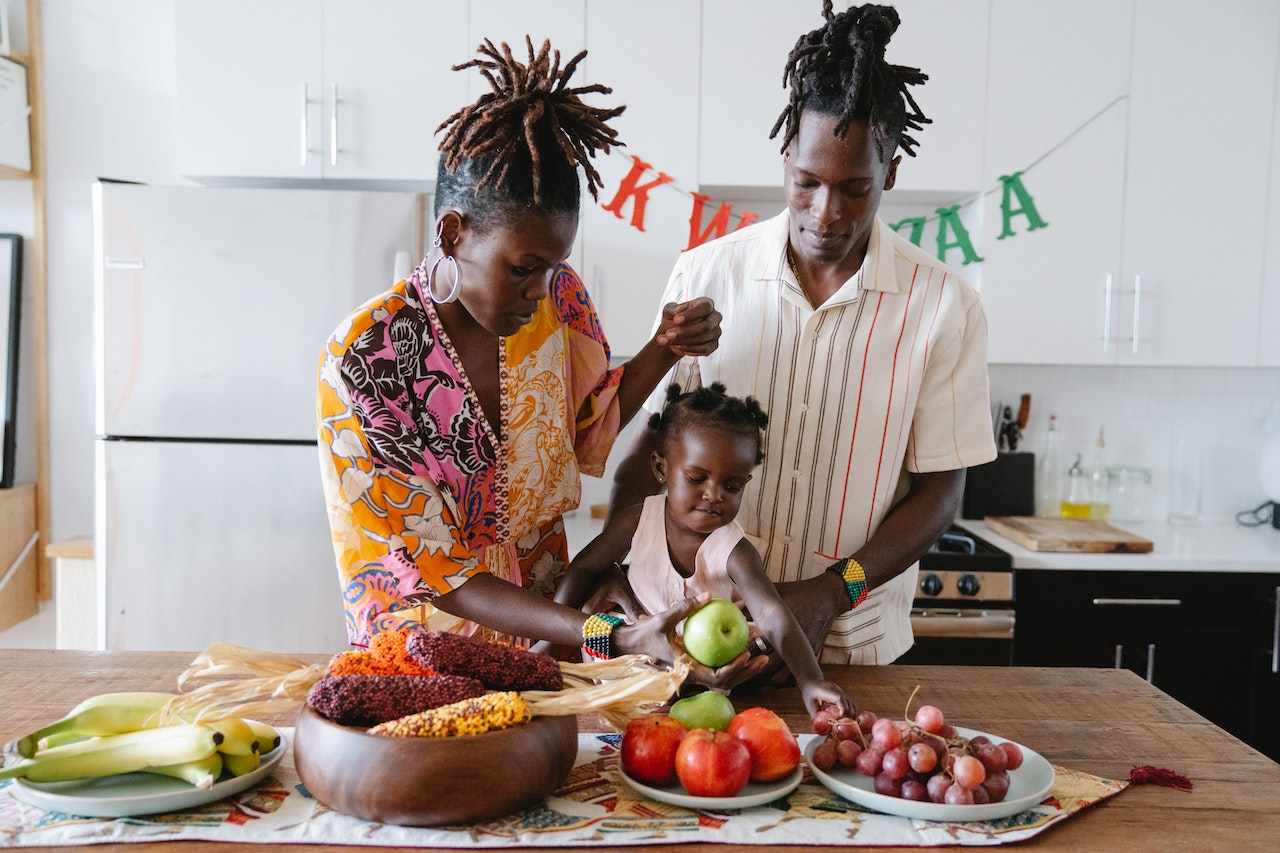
[810,702,1024,805]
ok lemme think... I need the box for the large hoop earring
[427,253,461,304]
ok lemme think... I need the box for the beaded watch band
[833,557,869,609]
[581,613,624,661]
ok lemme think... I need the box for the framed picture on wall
[0,233,21,488]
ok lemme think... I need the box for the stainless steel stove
[898,525,1016,665]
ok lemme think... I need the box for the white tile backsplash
[991,365,1280,523]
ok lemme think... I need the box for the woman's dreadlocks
[434,37,625,229]
[770,2,930,160]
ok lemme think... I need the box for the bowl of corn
[291,629,579,827]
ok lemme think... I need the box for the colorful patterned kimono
[318,262,623,647]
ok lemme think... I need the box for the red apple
[621,715,687,786]
[674,728,753,797]
[727,706,801,781]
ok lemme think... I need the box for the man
[609,3,996,670]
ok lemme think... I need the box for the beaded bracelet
[581,613,624,661]
[832,557,869,609]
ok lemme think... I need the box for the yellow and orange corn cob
[367,691,531,738]
[405,630,563,691]
[306,674,484,727]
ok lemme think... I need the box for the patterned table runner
[0,731,1126,847]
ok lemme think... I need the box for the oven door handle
[910,611,1015,639]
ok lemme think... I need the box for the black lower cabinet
[1013,570,1278,761]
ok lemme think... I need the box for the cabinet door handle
[1272,585,1278,675]
[1102,274,1113,354]
[1114,643,1123,668]
[299,83,309,166]
[329,83,339,167]
[1146,643,1156,683]
[1092,597,1182,606]
[1131,274,1142,355]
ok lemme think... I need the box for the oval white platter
[620,763,803,810]
[804,726,1055,822]
[10,727,286,819]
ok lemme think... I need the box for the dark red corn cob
[405,630,564,691]
[306,673,485,727]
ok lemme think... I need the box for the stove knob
[957,573,981,597]
[920,573,943,596]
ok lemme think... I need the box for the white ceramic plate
[620,763,803,810]
[10,727,286,819]
[805,727,1055,822]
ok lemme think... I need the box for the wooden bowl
[292,705,578,827]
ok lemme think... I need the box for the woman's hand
[654,297,721,357]
[613,592,709,664]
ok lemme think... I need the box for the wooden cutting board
[983,516,1154,553]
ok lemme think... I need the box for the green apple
[682,598,750,668]
[670,691,737,732]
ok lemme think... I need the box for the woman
[317,38,721,665]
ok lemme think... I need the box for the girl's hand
[801,680,856,723]
[654,297,721,357]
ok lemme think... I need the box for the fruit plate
[804,727,1055,822]
[9,727,286,819]
[620,764,803,810]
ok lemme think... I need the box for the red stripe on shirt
[865,264,922,539]
[832,290,885,549]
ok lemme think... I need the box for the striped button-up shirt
[645,211,996,664]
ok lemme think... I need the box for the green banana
[0,723,222,783]
[244,719,281,754]
[5,692,177,758]
[143,751,223,789]
[222,750,261,777]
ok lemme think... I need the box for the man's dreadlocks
[770,2,930,160]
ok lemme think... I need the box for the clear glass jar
[1108,466,1153,523]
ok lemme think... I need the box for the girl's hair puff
[648,382,769,464]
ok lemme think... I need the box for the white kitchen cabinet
[579,0,701,358]
[981,0,1279,366]
[978,0,1131,365]
[699,0,988,194]
[1260,36,1280,368]
[176,0,470,183]
[882,0,989,197]
[698,0,828,190]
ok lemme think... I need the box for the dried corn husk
[161,643,688,731]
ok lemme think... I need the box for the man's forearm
[850,468,967,589]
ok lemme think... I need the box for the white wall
[3,1,1278,646]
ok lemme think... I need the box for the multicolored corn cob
[405,630,563,691]
[306,674,485,727]
[328,629,438,676]
[367,691,531,738]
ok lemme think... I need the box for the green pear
[669,691,736,732]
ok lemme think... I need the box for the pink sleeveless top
[627,495,745,615]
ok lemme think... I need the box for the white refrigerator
[93,181,423,653]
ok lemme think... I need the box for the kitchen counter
[960,517,1280,572]
[1,649,1277,851]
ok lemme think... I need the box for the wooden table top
[2,649,1277,851]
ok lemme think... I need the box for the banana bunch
[0,692,280,789]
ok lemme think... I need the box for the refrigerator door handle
[104,257,144,270]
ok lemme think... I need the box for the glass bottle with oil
[1061,453,1092,518]
[1089,426,1110,521]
